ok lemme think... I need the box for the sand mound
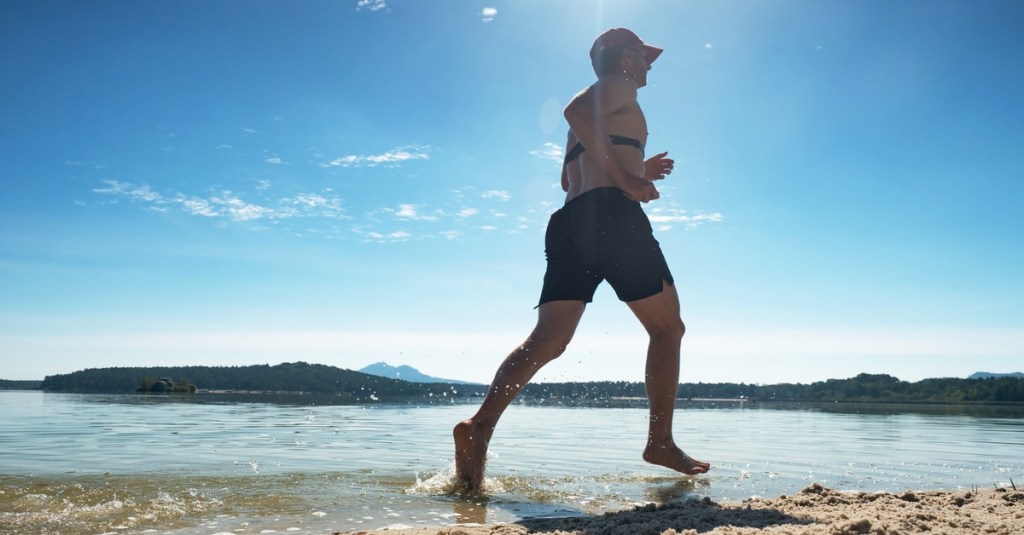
[342,484,1023,535]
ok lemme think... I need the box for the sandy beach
[341,483,1022,535]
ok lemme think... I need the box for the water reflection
[450,495,488,524]
[644,477,709,503]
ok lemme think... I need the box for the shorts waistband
[561,187,628,209]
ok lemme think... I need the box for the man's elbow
[562,105,576,125]
[563,101,588,126]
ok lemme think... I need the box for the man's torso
[564,85,647,203]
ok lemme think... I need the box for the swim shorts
[537,187,674,306]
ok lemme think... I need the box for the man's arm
[563,78,658,202]
[561,131,574,192]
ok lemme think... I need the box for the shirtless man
[453,28,710,492]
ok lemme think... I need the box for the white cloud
[93,180,164,203]
[393,203,437,221]
[481,7,497,22]
[209,195,273,222]
[647,208,724,229]
[530,142,564,163]
[482,190,511,201]
[287,193,338,209]
[356,0,387,12]
[323,145,430,168]
[357,227,411,243]
[180,198,219,217]
[282,195,348,220]
[95,180,348,223]
[265,157,285,165]
[396,204,419,219]
[704,43,713,49]
[457,208,479,218]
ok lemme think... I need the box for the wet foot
[453,419,490,492]
[643,442,711,475]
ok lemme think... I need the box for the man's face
[623,45,650,87]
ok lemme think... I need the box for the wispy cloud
[353,226,411,243]
[93,180,347,223]
[647,208,724,230]
[265,157,285,165]
[94,180,163,203]
[481,7,497,22]
[322,145,431,168]
[212,195,273,222]
[91,180,719,243]
[481,190,510,201]
[392,204,438,221]
[530,142,564,163]
[356,0,388,12]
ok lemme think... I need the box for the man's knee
[648,317,685,341]
[523,329,574,359]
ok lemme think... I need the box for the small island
[136,376,197,393]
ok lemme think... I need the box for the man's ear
[619,48,637,71]
[618,49,630,71]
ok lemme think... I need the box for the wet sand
[341,483,1023,535]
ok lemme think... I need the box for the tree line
[0,380,42,390]
[35,365,1024,404]
[518,373,1024,404]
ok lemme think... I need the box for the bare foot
[453,419,490,492]
[643,442,711,475]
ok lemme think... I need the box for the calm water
[1,391,1021,534]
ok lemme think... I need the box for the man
[453,28,710,492]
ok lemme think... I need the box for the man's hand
[621,174,660,203]
[644,151,674,181]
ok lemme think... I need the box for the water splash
[407,460,507,496]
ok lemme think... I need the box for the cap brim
[643,44,664,64]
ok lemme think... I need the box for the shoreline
[340,483,1023,535]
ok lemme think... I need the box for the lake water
[1,391,1021,534]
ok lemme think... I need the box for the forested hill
[39,362,476,402]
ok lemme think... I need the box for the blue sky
[2,0,1022,384]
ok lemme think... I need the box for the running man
[454,28,710,492]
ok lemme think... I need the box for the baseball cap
[589,28,663,64]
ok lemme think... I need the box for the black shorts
[538,187,674,306]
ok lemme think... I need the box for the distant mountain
[359,362,476,384]
[969,371,1024,379]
